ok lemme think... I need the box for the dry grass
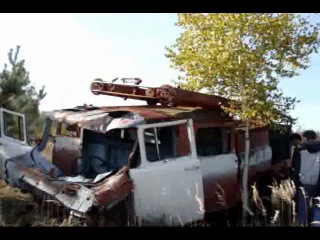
[268,179,298,226]
[0,142,75,226]
[0,180,82,227]
[248,178,299,227]
[0,174,307,227]
[0,141,82,226]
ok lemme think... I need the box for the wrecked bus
[0,79,292,226]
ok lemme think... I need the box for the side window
[196,127,231,156]
[144,125,190,162]
[43,121,58,162]
[3,111,26,142]
[58,123,79,137]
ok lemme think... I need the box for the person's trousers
[297,185,317,226]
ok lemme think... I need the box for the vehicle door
[0,108,29,176]
[129,119,205,226]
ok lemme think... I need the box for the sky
[0,13,319,131]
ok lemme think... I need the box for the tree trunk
[242,124,251,226]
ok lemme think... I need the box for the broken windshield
[79,128,138,178]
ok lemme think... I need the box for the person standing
[289,133,304,188]
[303,130,317,141]
[287,133,309,225]
[292,130,320,226]
[299,130,320,226]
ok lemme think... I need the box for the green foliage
[0,46,46,139]
[166,13,320,125]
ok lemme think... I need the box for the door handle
[184,165,200,171]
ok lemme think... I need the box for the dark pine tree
[0,45,47,139]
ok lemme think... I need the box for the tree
[0,46,47,139]
[166,13,320,225]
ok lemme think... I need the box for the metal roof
[45,105,235,132]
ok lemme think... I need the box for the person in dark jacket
[289,133,303,187]
[288,133,306,224]
[290,132,320,226]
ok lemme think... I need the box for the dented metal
[52,136,80,176]
[46,108,146,133]
[1,141,134,218]
[0,108,140,220]
[91,167,133,208]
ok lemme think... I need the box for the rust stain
[52,136,80,176]
[45,80,239,128]
[46,105,234,127]
[90,79,230,109]
[63,183,80,196]
[9,162,135,216]
[91,167,133,206]
[15,164,48,183]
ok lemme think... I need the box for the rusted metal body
[91,79,229,109]
[52,136,80,176]
[146,84,229,109]
[91,79,153,102]
[91,167,133,207]
[0,79,291,226]
[47,106,272,215]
